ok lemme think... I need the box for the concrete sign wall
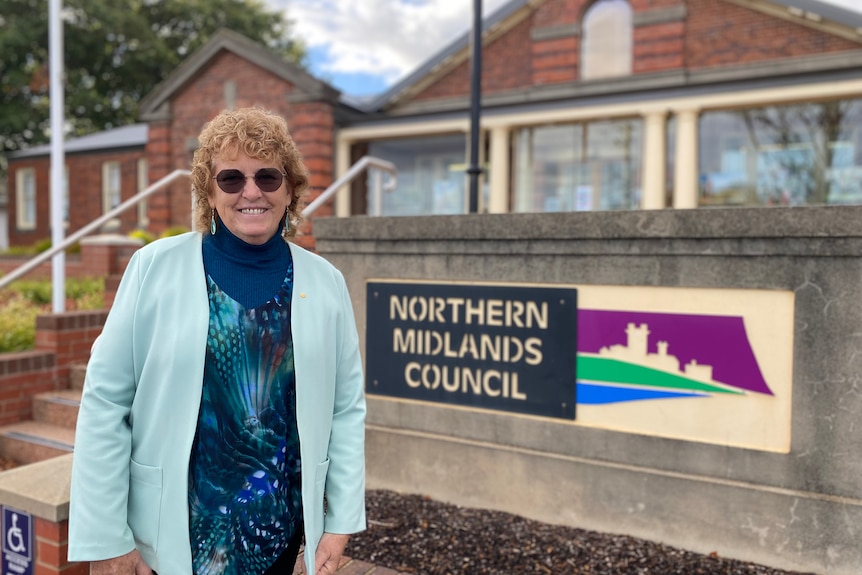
[315,206,862,575]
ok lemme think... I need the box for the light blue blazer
[68,232,366,575]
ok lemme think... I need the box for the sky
[265,0,862,98]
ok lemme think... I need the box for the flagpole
[467,0,483,213]
[49,0,66,312]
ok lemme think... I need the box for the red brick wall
[634,20,685,73]
[414,16,535,101]
[7,148,146,248]
[36,519,88,575]
[409,0,861,103]
[145,120,176,234]
[0,352,57,426]
[0,255,83,280]
[0,310,108,427]
[35,311,108,386]
[287,101,336,250]
[685,0,861,69]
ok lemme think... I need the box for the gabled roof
[768,0,862,27]
[8,124,148,159]
[139,28,341,120]
[361,0,862,114]
[364,0,531,113]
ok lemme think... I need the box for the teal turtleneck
[202,223,293,309]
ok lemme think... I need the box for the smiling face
[208,152,291,245]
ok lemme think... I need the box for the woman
[68,107,366,575]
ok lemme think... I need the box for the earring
[210,211,217,235]
[283,212,290,237]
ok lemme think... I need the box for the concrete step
[32,389,82,429]
[69,363,87,390]
[0,421,75,465]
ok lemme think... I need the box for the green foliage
[128,229,155,245]
[0,0,306,158]
[6,276,104,306]
[65,277,105,303]
[0,296,41,353]
[160,226,189,238]
[0,245,36,257]
[0,238,81,256]
[0,277,105,353]
[32,238,52,253]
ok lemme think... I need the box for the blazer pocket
[128,459,163,553]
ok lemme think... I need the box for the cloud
[267,0,862,95]
[275,0,510,85]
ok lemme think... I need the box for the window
[15,168,36,230]
[513,119,643,212]
[368,135,467,216]
[137,158,148,226]
[581,0,633,80]
[102,161,122,213]
[699,99,862,206]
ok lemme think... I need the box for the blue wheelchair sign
[2,506,32,575]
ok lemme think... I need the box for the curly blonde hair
[191,107,309,240]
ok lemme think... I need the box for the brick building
[5,125,148,248]
[341,0,862,217]
[6,0,862,248]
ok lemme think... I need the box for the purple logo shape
[578,309,773,396]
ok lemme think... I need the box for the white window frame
[102,161,122,213]
[137,158,149,226]
[581,0,633,81]
[15,168,36,230]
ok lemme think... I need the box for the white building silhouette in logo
[598,323,714,382]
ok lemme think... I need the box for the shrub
[0,295,41,353]
[0,277,105,353]
[128,229,156,245]
[9,280,53,305]
[33,238,53,253]
[160,226,189,238]
[0,238,81,256]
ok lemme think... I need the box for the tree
[740,101,858,205]
[0,0,305,158]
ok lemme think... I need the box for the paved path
[292,554,411,574]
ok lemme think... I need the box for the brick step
[69,363,87,390]
[33,389,82,429]
[0,421,75,465]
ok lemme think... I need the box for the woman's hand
[89,549,153,575]
[314,532,350,575]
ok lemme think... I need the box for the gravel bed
[348,490,815,575]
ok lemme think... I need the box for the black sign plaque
[366,281,578,419]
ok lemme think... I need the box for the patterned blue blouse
[188,259,302,575]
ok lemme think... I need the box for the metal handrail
[302,155,396,217]
[0,169,191,290]
[1,155,397,290]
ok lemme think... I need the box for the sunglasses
[213,168,286,194]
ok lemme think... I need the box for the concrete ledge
[314,206,862,242]
[0,454,72,522]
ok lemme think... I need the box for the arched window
[581,0,633,80]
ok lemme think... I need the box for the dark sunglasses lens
[215,170,245,193]
[253,169,284,192]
